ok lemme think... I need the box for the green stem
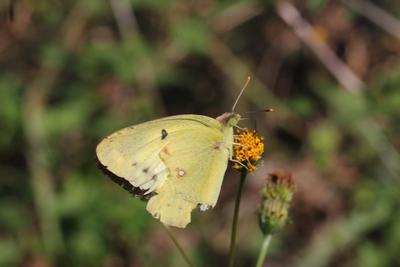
[161,223,195,267]
[255,235,272,267]
[228,170,248,267]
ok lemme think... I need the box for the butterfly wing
[96,115,233,227]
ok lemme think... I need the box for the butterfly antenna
[232,76,251,112]
[244,109,273,130]
[245,108,274,114]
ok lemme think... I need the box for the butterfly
[96,79,251,228]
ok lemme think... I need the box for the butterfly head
[216,112,241,127]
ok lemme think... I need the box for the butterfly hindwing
[96,115,233,227]
[147,127,232,227]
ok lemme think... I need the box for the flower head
[259,170,295,235]
[232,128,264,172]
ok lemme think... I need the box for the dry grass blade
[342,0,400,40]
[276,1,364,94]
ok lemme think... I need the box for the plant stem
[161,223,195,267]
[255,234,272,267]
[228,170,248,267]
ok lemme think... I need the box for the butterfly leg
[233,125,246,130]
[232,142,249,147]
[229,155,249,170]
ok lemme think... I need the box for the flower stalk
[228,169,248,267]
[229,128,265,267]
[255,234,272,267]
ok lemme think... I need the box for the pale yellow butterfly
[96,78,251,228]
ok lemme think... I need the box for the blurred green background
[0,0,399,266]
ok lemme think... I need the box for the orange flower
[232,129,264,172]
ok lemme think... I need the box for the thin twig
[212,2,263,33]
[109,0,139,37]
[276,1,364,94]
[162,224,195,267]
[342,0,400,40]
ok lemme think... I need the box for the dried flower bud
[232,129,264,172]
[259,170,295,235]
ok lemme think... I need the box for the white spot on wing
[176,168,185,177]
[199,204,210,211]
[153,162,166,173]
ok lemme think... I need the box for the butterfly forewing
[96,115,233,228]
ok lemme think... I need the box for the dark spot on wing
[161,129,168,140]
[132,162,137,166]
[143,167,149,173]
[152,174,157,180]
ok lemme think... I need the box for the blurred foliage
[0,0,400,266]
